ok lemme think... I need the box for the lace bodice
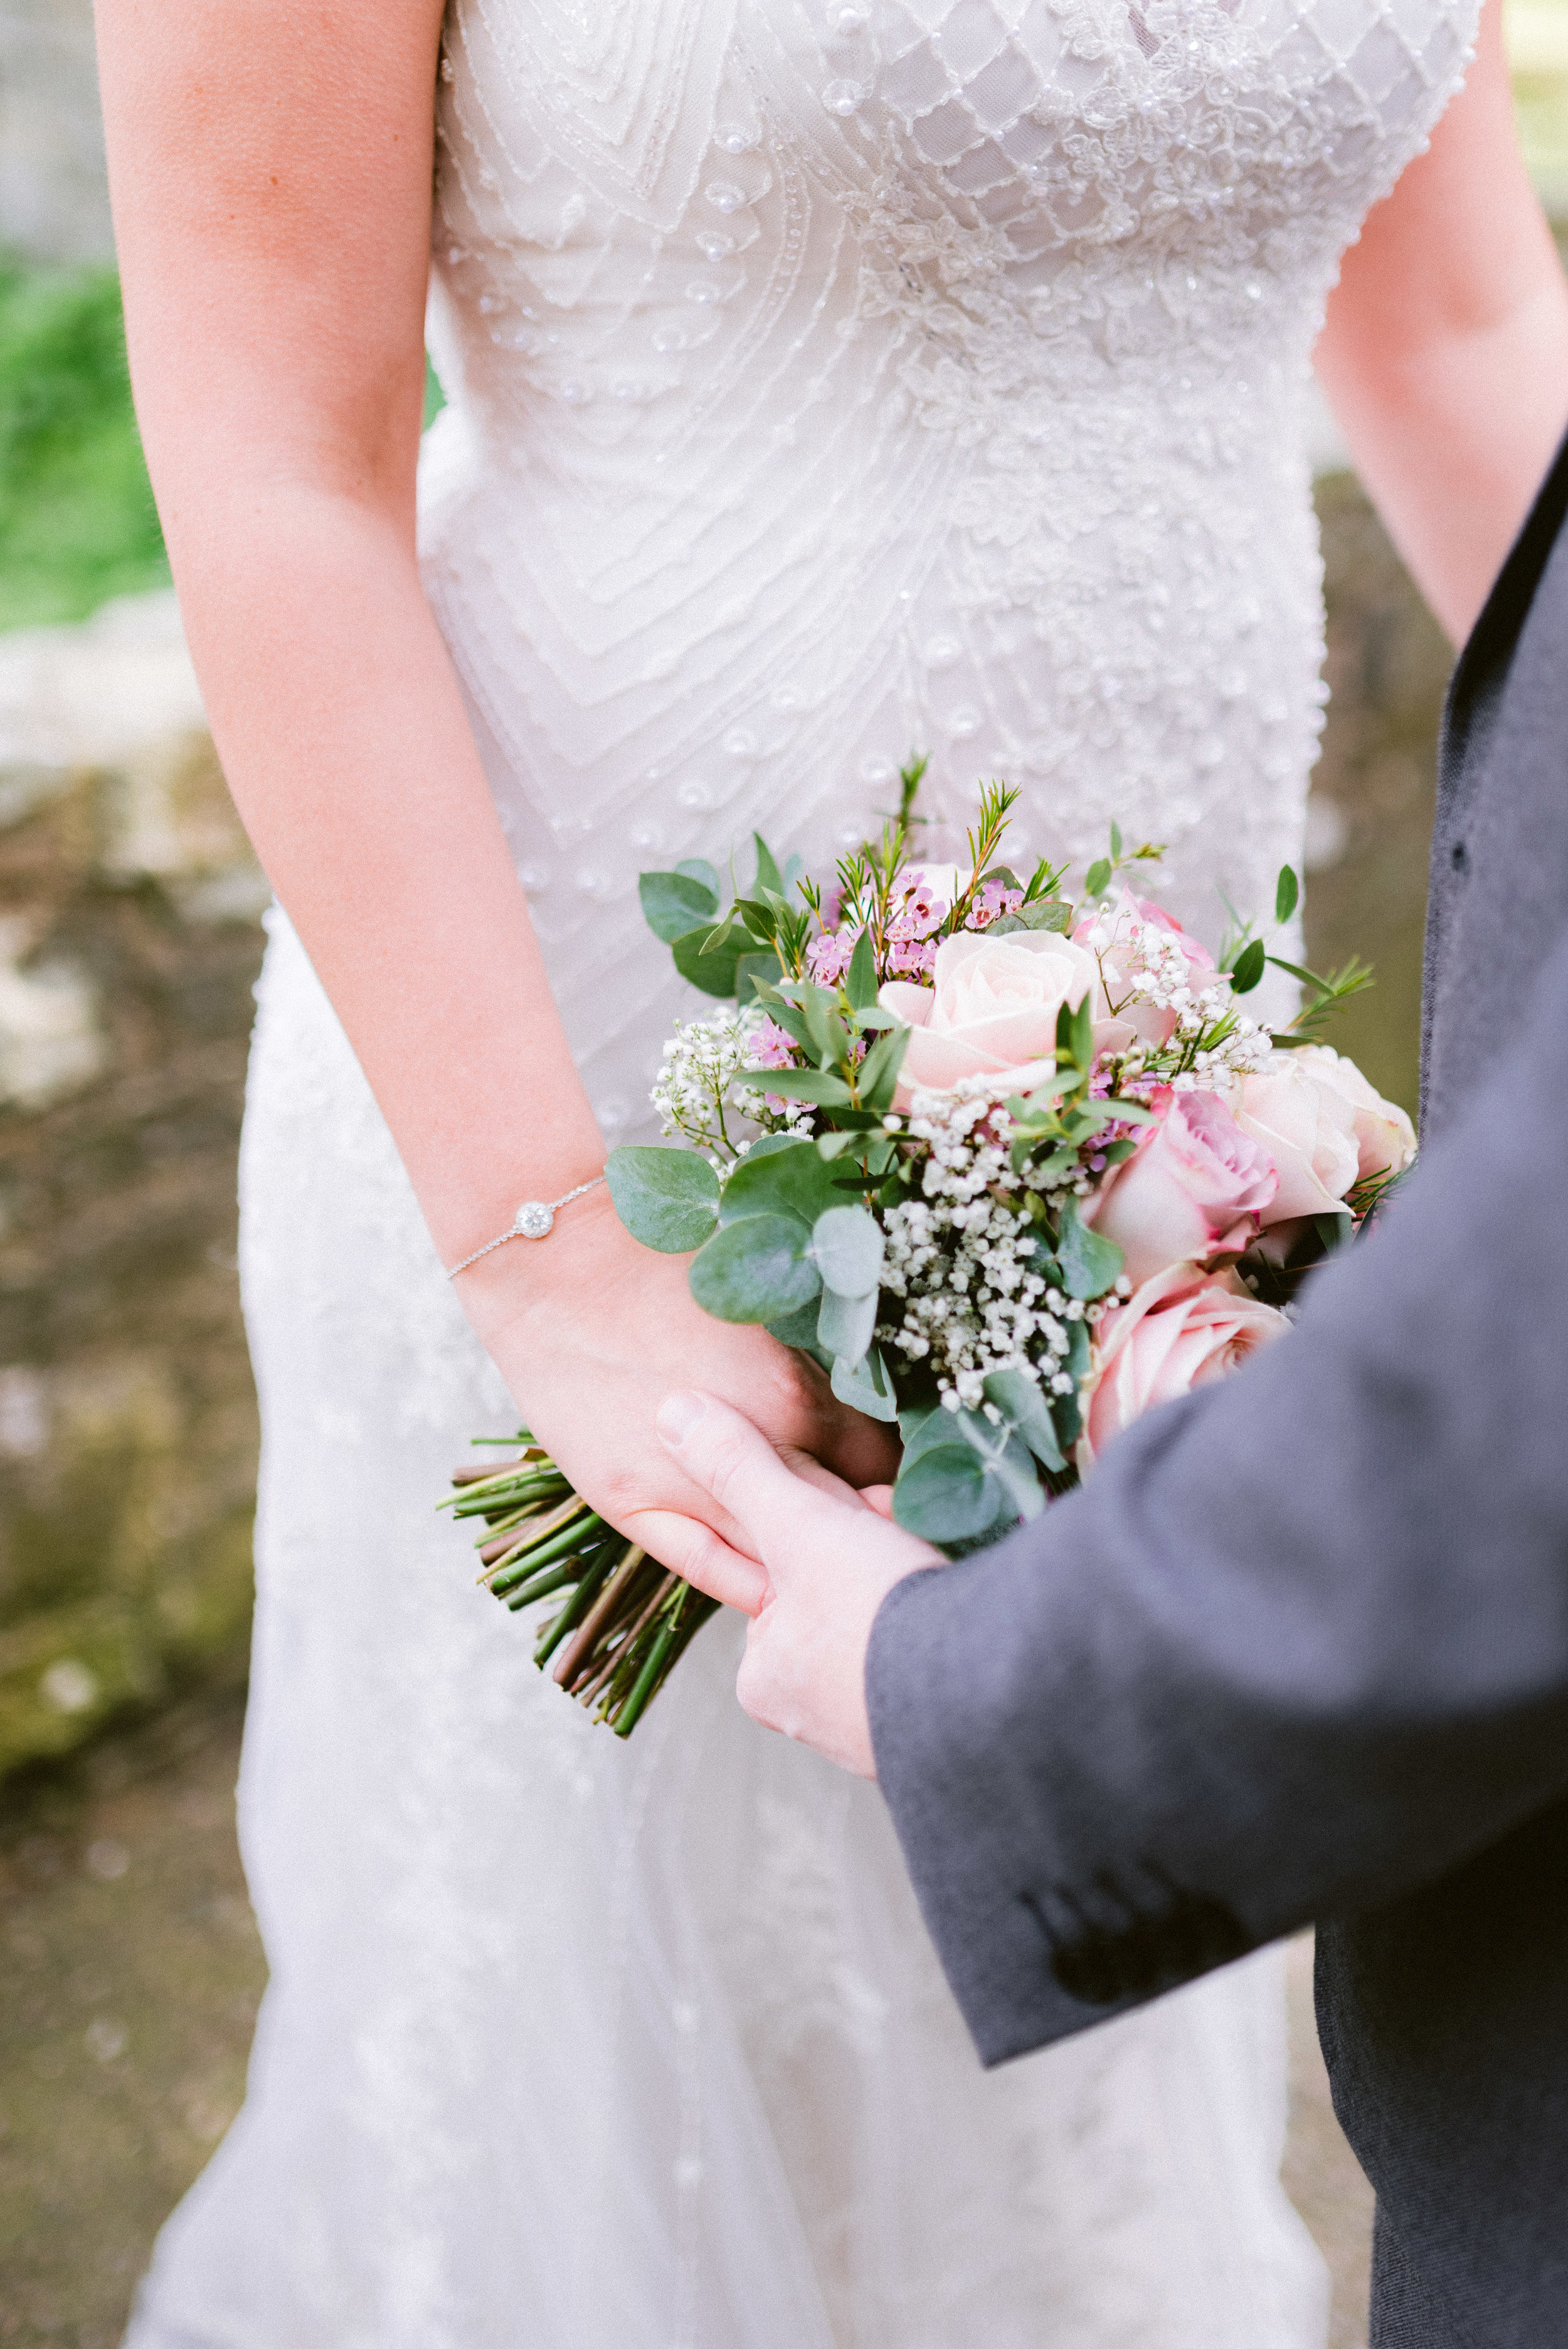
[421,0,1475,1138]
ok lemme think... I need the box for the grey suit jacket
[867,430,1568,2347]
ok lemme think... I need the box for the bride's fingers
[811,1401,901,1489]
[773,1445,866,1504]
[628,1506,770,1616]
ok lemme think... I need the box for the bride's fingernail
[657,1391,708,1443]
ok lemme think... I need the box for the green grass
[0,258,169,634]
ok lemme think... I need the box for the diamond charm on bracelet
[445,1174,606,1278]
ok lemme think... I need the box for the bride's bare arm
[95,0,892,1567]
[1315,0,1568,642]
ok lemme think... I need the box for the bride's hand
[460,1187,899,1591]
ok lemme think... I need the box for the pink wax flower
[806,931,854,986]
[1086,1085,1278,1287]
[884,931,938,980]
[1078,1262,1290,1466]
[750,1017,798,1070]
[967,876,1026,930]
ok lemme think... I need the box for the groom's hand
[657,1391,941,1778]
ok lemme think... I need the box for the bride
[98,0,1564,2341]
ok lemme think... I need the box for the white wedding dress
[127,0,1476,2341]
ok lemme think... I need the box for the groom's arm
[867,928,1568,2065]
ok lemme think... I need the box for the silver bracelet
[445,1174,607,1278]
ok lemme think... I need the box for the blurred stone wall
[0,598,267,1781]
[0,0,114,264]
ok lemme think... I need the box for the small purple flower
[967,877,1025,931]
[806,932,854,985]
[751,1017,798,1069]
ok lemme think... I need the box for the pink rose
[880,929,1100,1104]
[1128,894,1216,972]
[1235,1054,1362,1222]
[1290,1046,1416,1186]
[1079,1262,1290,1466]
[1085,1086,1278,1287]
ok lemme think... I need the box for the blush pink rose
[1078,1262,1290,1466]
[1085,1086,1278,1287]
[879,929,1100,1104]
[1290,1046,1416,1185]
[1235,1054,1362,1221]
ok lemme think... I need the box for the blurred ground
[0,1700,1375,2348]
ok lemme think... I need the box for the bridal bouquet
[445,769,1414,1734]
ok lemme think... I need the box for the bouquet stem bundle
[442,1437,719,1737]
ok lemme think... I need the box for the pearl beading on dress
[420,0,1473,1148]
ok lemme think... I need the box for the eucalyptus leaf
[1056,1194,1123,1300]
[898,1401,951,1463]
[640,869,720,945]
[1085,857,1112,898]
[981,1368,1066,1472]
[689,1214,821,1323]
[718,1138,842,1230]
[672,921,748,998]
[1015,898,1073,932]
[950,1414,1046,1522]
[892,1445,1011,1544]
[1275,864,1300,926]
[606,1146,721,1253]
[830,1344,898,1422]
[753,834,785,896]
[765,1295,828,1350]
[817,1283,877,1365]
[812,1204,884,1298]
[735,949,783,1005]
[675,857,722,899]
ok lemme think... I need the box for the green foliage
[1055,1195,1123,1301]
[1230,936,1267,994]
[0,260,170,630]
[689,1213,820,1321]
[810,1202,884,1298]
[982,1367,1066,1473]
[605,1146,721,1251]
[718,1138,842,1229]
[1268,951,1375,1044]
[830,1345,898,1421]
[639,869,721,943]
[891,1406,1044,1544]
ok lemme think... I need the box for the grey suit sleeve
[866,926,1568,2065]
